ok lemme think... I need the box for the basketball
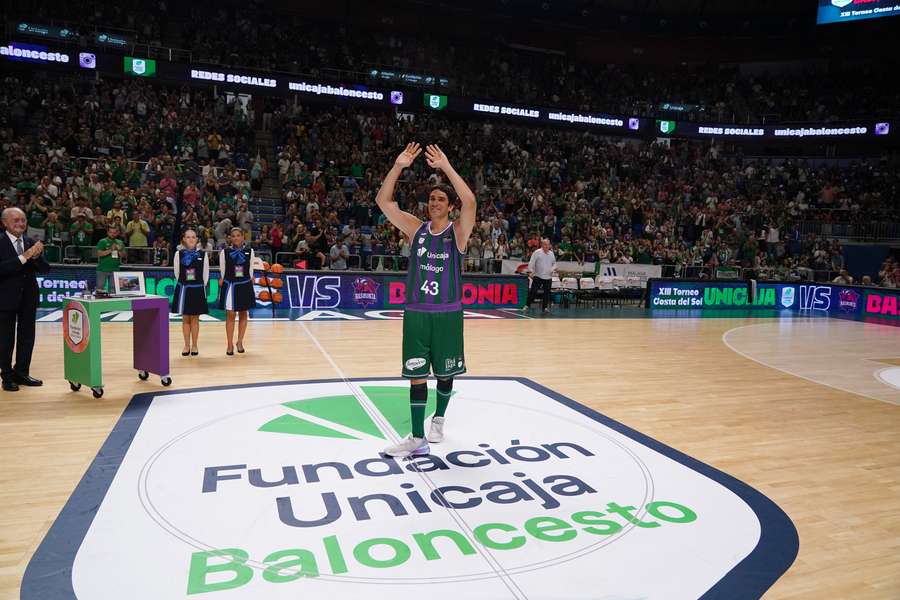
[258,290,271,302]
[262,261,271,271]
[269,278,283,289]
[272,291,283,303]
[271,264,284,274]
[257,277,268,287]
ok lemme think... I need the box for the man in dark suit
[1,207,50,391]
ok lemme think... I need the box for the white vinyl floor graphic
[24,378,797,600]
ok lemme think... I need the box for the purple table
[132,296,171,379]
[63,295,171,398]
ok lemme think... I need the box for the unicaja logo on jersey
[417,247,427,257]
[831,0,852,7]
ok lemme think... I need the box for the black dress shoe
[14,374,42,386]
[2,380,19,392]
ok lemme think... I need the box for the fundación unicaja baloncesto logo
[25,379,796,599]
[181,383,710,595]
[424,93,448,111]
[258,386,443,440]
[124,56,156,77]
[780,286,796,308]
[657,120,676,134]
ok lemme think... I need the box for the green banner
[423,93,447,110]
[124,56,156,77]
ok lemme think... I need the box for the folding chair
[578,277,597,307]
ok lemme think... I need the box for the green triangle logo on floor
[258,386,451,440]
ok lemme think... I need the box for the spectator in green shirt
[558,237,573,260]
[99,185,116,213]
[111,158,127,185]
[70,215,94,263]
[96,226,125,292]
[43,212,62,242]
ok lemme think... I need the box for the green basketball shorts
[401,309,466,378]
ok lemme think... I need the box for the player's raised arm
[426,144,476,252]
[375,143,424,239]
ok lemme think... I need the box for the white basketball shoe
[383,435,430,458]
[427,416,445,443]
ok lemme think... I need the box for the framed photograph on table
[112,272,146,297]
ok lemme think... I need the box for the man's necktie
[16,238,24,256]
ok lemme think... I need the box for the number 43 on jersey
[420,281,440,296]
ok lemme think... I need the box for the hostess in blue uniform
[172,248,209,315]
[218,245,254,311]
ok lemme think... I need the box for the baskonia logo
[838,289,860,313]
[703,286,775,307]
[351,277,379,307]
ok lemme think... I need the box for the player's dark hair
[430,184,459,208]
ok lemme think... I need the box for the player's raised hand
[394,143,422,169]
[425,144,450,171]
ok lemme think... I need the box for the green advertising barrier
[38,266,527,310]
[36,266,220,308]
[646,278,900,324]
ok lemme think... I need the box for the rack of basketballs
[255,262,285,315]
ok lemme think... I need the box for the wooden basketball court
[2,315,899,599]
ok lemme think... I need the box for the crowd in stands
[4,1,899,124]
[0,73,261,265]
[2,72,899,286]
[267,100,900,283]
[877,258,900,288]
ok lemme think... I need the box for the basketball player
[376,143,476,457]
